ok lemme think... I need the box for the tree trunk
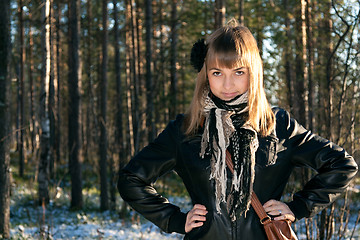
[0,0,11,237]
[112,0,123,210]
[324,0,333,141]
[28,10,36,154]
[169,0,178,120]
[255,0,264,57]
[293,0,307,126]
[49,0,56,180]
[100,0,109,211]
[130,0,140,153]
[68,0,83,209]
[214,0,225,29]
[306,0,315,131]
[38,0,51,206]
[239,0,244,25]
[18,0,25,178]
[283,0,293,113]
[145,0,155,142]
[55,0,61,167]
[125,0,135,157]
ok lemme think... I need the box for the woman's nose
[223,75,234,89]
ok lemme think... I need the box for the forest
[0,0,359,239]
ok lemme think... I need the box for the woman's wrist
[168,210,187,234]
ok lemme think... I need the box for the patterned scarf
[200,90,259,221]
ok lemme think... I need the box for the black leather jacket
[118,108,358,240]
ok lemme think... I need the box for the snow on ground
[9,185,360,239]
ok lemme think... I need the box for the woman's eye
[235,71,244,76]
[213,71,222,76]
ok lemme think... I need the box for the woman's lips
[222,92,238,99]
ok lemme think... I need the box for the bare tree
[38,0,51,205]
[68,0,83,209]
[18,0,25,178]
[0,0,11,237]
[100,0,109,211]
[239,0,244,25]
[214,0,226,29]
[169,0,178,120]
[145,0,155,142]
[112,0,123,211]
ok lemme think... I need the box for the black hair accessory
[190,39,207,72]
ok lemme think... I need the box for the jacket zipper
[231,220,237,240]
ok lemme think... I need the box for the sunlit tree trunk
[38,0,51,205]
[100,0,109,211]
[0,0,11,237]
[125,0,135,157]
[68,0,83,209]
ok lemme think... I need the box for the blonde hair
[184,21,275,136]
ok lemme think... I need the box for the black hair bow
[190,39,207,72]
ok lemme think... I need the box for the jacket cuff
[286,198,309,220]
[168,210,187,234]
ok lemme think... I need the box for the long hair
[185,21,275,136]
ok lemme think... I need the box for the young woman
[118,21,358,240]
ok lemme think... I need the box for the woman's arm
[118,115,187,234]
[275,108,358,220]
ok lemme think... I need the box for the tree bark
[0,0,11,237]
[68,0,83,209]
[100,0,109,211]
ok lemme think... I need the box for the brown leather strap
[225,150,270,224]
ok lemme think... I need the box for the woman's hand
[185,204,208,233]
[263,200,295,222]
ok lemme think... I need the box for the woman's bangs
[206,35,249,69]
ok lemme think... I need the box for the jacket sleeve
[275,109,358,220]
[118,114,187,234]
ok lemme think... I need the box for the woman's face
[207,65,250,101]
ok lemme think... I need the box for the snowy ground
[9,185,189,239]
[9,185,360,239]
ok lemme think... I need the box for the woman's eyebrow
[234,67,246,71]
